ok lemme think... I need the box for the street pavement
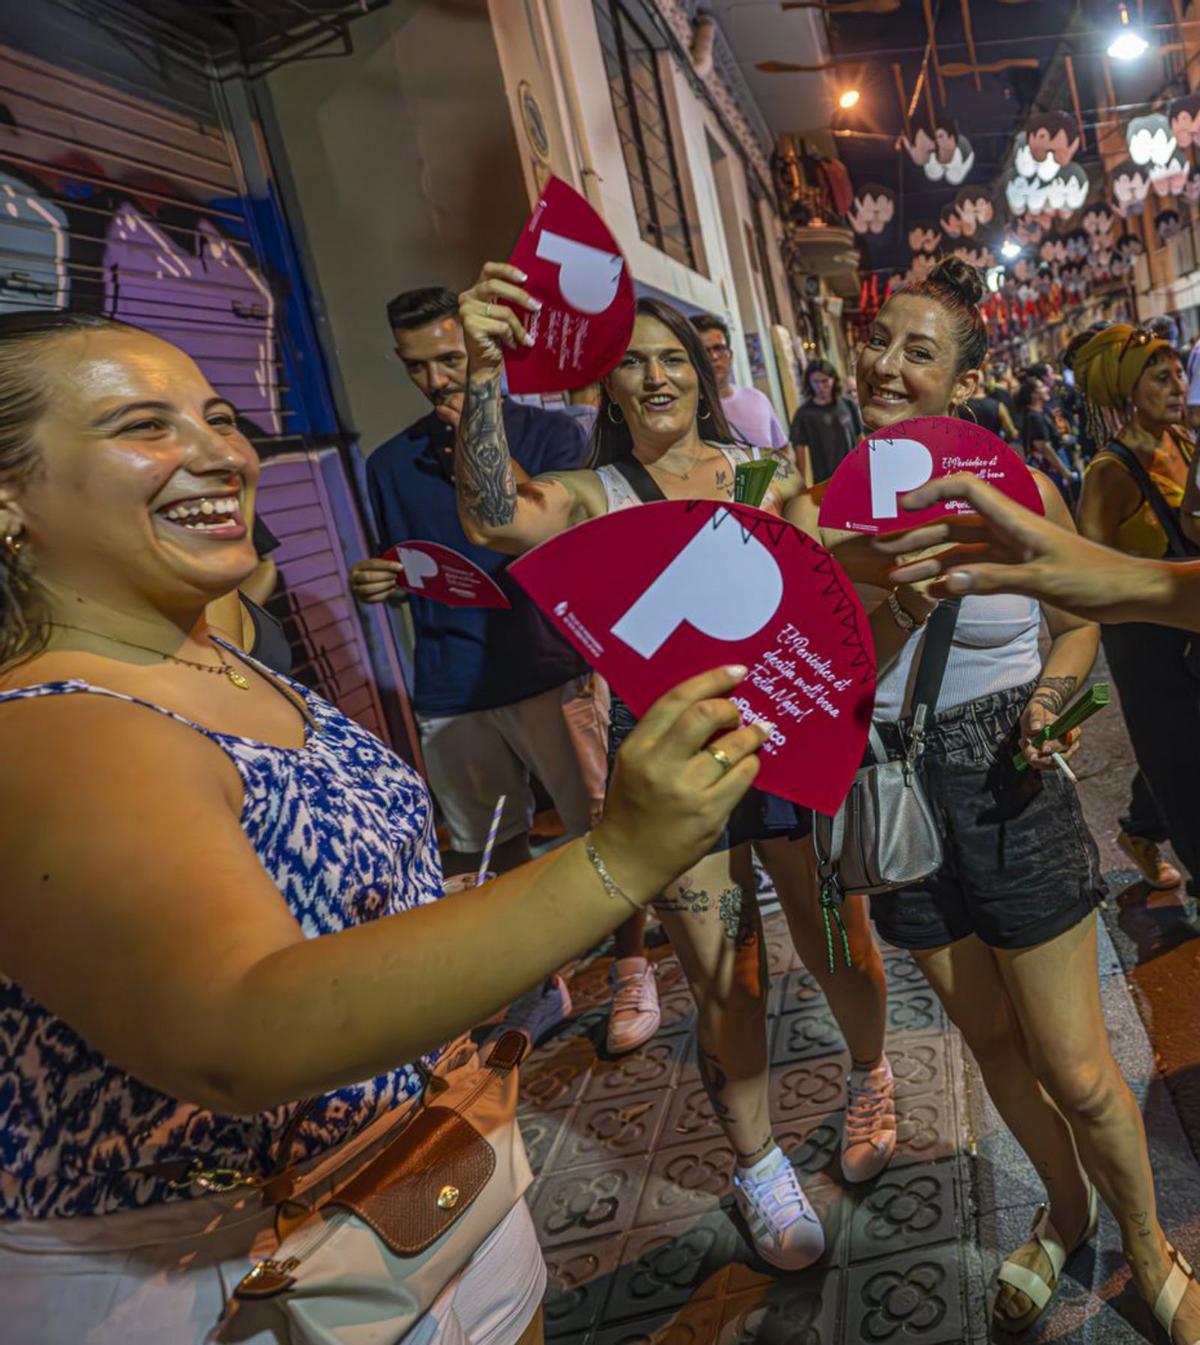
[514,657,1200,1343]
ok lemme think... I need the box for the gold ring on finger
[706,746,733,775]
[486,303,495,318]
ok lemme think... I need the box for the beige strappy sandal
[1153,1244,1200,1345]
[993,1183,1100,1335]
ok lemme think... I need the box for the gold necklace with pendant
[646,448,716,481]
[49,624,251,689]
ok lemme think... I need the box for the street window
[594,0,698,270]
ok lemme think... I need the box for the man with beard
[350,285,596,878]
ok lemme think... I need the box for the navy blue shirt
[366,403,589,717]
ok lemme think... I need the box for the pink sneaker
[841,1056,897,1183]
[605,957,660,1055]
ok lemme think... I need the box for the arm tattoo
[767,449,797,480]
[455,377,518,528]
[1031,675,1079,717]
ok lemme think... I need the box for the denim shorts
[607,692,811,853]
[868,681,1106,951]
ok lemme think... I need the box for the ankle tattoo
[737,1136,776,1167]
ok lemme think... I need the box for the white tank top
[595,445,776,513]
[872,593,1043,720]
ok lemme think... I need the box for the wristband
[585,836,644,915]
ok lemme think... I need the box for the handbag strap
[908,597,961,746]
[125,1033,530,1203]
[611,455,668,504]
[1103,438,1197,560]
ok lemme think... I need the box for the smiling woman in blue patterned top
[0,312,768,1343]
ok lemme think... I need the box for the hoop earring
[699,397,712,421]
[606,402,624,425]
[957,399,979,425]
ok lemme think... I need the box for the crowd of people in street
[3,254,1200,1345]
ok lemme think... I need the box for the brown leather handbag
[220,1030,532,1343]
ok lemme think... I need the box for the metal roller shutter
[0,4,407,750]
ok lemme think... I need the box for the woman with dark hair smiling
[788,357,864,485]
[849,258,1200,1345]
[0,310,775,1342]
[449,260,941,1272]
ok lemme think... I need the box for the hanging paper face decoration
[1111,161,1150,216]
[907,252,938,283]
[1127,113,1176,168]
[1081,202,1115,247]
[903,117,975,184]
[1005,133,1090,222]
[953,186,994,236]
[1116,231,1145,263]
[939,201,964,238]
[1015,217,1045,246]
[849,183,896,235]
[1015,132,1062,184]
[1185,175,1200,206]
[1064,228,1089,262]
[953,242,995,269]
[1045,164,1090,215]
[1156,208,1182,242]
[1025,111,1081,166]
[1169,94,1200,150]
[1149,153,1190,198]
[1039,233,1066,266]
[908,222,941,253]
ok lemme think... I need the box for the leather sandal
[1153,1244,1200,1345]
[993,1183,1099,1335]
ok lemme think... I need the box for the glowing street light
[1108,4,1149,60]
[838,89,861,110]
[1001,238,1021,259]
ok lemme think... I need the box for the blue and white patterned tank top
[0,652,444,1220]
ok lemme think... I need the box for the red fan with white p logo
[509,501,875,813]
[818,416,1043,534]
[503,176,636,395]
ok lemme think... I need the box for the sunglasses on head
[1120,326,1155,358]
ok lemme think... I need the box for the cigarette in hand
[1051,752,1077,784]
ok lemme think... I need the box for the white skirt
[0,1113,545,1345]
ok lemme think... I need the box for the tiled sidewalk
[520,917,986,1344]
[517,902,1200,1344]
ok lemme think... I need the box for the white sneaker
[733,1145,825,1270]
[501,974,572,1047]
[605,957,661,1055]
[841,1056,897,1183]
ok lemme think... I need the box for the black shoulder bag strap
[610,456,668,504]
[1104,439,1196,560]
[906,597,962,758]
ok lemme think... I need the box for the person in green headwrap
[1073,324,1199,895]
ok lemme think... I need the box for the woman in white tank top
[450,267,941,1271]
[850,259,1199,1345]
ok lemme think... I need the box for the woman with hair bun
[1074,326,1199,894]
[853,259,1200,1344]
